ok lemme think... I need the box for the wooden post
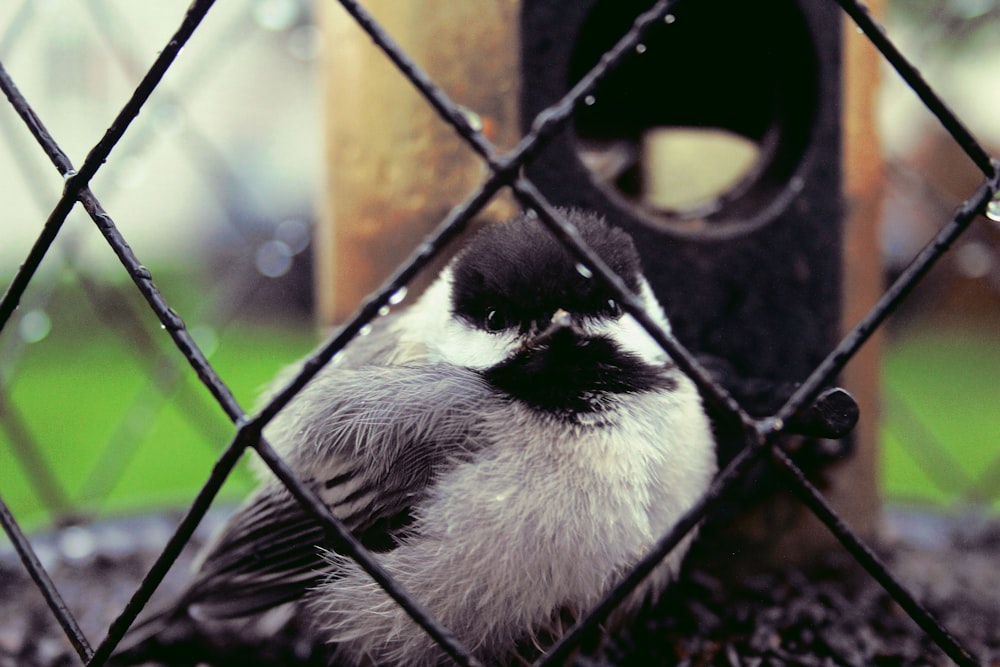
[836,0,885,538]
[317,1,520,327]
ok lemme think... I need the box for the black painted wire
[771,447,979,666]
[0,0,219,333]
[832,0,996,178]
[0,0,997,665]
[0,495,94,662]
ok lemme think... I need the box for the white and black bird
[118,208,717,666]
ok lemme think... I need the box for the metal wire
[834,0,996,178]
[536,432,770,666]
[0,0,219,332]
[776,167,1000,430]
[0,0,997,665]
[770,446,977,666]
[0,495,94,662]
[0,10,483,662]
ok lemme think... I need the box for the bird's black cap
[450,208,643,333]
[451,209,673,414]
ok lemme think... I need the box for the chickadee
[119,208,716,666]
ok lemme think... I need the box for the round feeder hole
[570,0,821,237]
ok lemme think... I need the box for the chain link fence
[1,0,998,665]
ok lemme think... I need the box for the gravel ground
[1,508,997,666]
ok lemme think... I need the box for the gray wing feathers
[177,362,493,621]
[183,483,328,619]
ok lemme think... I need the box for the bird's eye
[606,299,623,318]
[484,308,507,332]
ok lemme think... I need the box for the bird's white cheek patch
[435,322,517,370]
[398,269,519,370]
[590,315,670,367]
[604,279,676,366]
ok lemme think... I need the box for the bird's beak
[523,308,578,350]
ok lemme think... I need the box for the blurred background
[0,0,323,528]
[0,0,997,538]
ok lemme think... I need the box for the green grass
[2,273,998,531]
[880,323,1000,510]
[0,272,320,529]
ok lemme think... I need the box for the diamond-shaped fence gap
[0,117,263,526]
[0,141,267,525]
[0,3,163,172]
[75,9,320,274]
[883,327,1000,510]
[0,270,206,520]
[870,0,1000,516]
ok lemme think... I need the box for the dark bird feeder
[321,0,884,567]
[517,0,883,566]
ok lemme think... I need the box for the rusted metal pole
[318,0,520,326]
[835,0,885,539]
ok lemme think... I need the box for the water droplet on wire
[459,107,483,132]
[635,43,647,54]
[583,95,596,106]
[985,191,1000,223]
[389,287,408,305]
[575,263,594,279]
